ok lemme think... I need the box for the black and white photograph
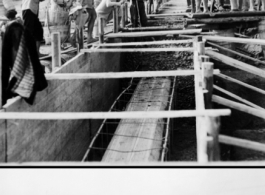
[1,0,265,165]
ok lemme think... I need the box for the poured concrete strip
[102,78,171,162]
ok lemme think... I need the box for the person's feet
[217,6,225,12]
[87,37,98,44]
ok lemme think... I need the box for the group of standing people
[187,0,265,13]
[2,0,149,53]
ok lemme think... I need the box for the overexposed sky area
[0,169,265,195]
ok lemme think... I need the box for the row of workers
[2,0,150,53]
[187,0,265,12]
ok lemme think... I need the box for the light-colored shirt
[96,0,114,19]
[3,0,15,10]
[22,0,40,15]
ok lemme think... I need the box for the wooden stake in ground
[206,116,220,161]
[194,36,208,163]
[202,62,214,109]
[51,32,61,71]
[99,17,104,43]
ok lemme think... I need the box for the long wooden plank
[193,37,208,163]
[187,16,264,24]
[147,13,190,17]
[206,50,265,79]
[204,35,265,46]
[219,135,265,153]
[45,70,221,80]
[106,29,202,38]
[0,109,231,120]
[212,95,265,119]
[81,48,194,53]
[213,85,265,110]
[216,73,265,96]
[207,41,265,66]
[93,40,193,47]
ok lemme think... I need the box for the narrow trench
[84,35,265,162]
[84,37,198,162]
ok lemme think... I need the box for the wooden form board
[105,29,202,38]
[102,78,171,162]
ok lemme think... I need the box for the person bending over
[94,0,124,36]
[76,0,98,43]
[195,0,209,12]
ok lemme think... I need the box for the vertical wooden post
[193,36,208,163]
[206,116,220,161]
[121,3,125,28]
[197,36,205,69]
[113,6,118,33]
[202,62,214,109]
[201,55,210,63]
[51,32,61,71]
[99,17,104,44]
[79,27,84,50]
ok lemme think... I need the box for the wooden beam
[45,70,220,80]
[194,36,208,163]
[121,26,183,31]
[99,17,104,43]
[216,73,265,96]
[81,47,194,52]
[105,29,202,38]
[206,116,220,161]
[203,62,214,109]
[51,32,61,70]
[191,11,265,19]
[186,16,263,24]
[213,85,265,110]
[207,41,265,66]
[206,50,265,79]
[212,95,265,119]
[94,40,193,47]
[219,135,265,153]
[147,13,190,17]
[204,35,265,46]
[0,109,231,120]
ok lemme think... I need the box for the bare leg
[249,0,255,10]
[203,0,209,12]
[262,0,265,10]
[196,0,203,12]
[230,0,239,11]
[86,8,97,43]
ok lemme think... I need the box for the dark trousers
[130,0,147,27]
